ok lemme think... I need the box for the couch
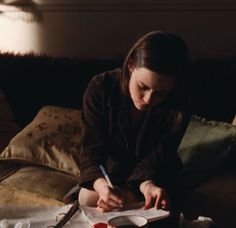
[0,53,235,228]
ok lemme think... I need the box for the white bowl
[108,215,148,227]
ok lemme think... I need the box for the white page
[81,202,170,225]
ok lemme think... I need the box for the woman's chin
[135,103,148,111]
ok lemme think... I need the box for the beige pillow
[0,165,78,206]
[0,106,81,176]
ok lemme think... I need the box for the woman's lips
[137,102,148,110]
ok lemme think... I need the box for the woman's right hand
[93,178,124,212]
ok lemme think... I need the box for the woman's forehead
[132,67,176,91]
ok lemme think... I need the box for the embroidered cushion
[0,165,78,206]
[0,106,81,176]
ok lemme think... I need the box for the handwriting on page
[81,202,170,225]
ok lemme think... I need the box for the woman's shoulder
[91,68,122,87]
[84,68,122,102]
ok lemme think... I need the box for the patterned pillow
[0,165,78,206]
[0,106,81,176]
[177,115,236,189]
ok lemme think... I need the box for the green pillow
[177,115,236,189]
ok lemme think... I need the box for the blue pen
[99,165,123,208]
[99,165,114,189]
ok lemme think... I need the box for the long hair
[119,31,190,132]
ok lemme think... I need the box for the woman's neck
[130,104,147,128]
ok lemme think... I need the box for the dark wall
[0,53,235,128]
[0,54,122,127]
[190,58,236,122]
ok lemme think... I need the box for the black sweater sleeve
[127,112,191,192]
[78,74,109,189]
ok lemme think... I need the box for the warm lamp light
[0,0,41,22]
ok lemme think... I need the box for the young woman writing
[78,31,191,227]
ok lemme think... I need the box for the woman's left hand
[140,180,170,210]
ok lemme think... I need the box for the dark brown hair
[120,31,189,95]
[119,31,190,132]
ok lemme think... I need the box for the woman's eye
[139,84,149,90]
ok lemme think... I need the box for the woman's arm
[79,75,110,189]
[79,72,126,211]
[127,112,191,205]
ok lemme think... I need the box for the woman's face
[129,67,176,111]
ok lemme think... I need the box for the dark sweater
[78,68,191,195]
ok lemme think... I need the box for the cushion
[0,161,21,182]
[177,115,236,189]
[0,106,81,176]
[0,185,64,207]
[0,165,78,206]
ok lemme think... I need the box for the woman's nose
[143,91,153,105]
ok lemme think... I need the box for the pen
[99,165,114,189]
[99,164,123,208]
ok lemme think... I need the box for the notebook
[80,202,170,226]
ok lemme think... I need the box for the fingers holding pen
[110,186,124,205]
[93,178,124,211]
[94,166,125,211]
[101,187,123,207]
[96,198,115,212]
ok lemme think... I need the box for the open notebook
[0,203,215,227]
[80,202,170,226]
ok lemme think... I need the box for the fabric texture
[177,115,236,189]
[0,106,81,176]
[0,89,20,152]
[0,185,64,207]
[0,161,21,182]
[0,165,78,205]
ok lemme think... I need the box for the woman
[78,31,191,226]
